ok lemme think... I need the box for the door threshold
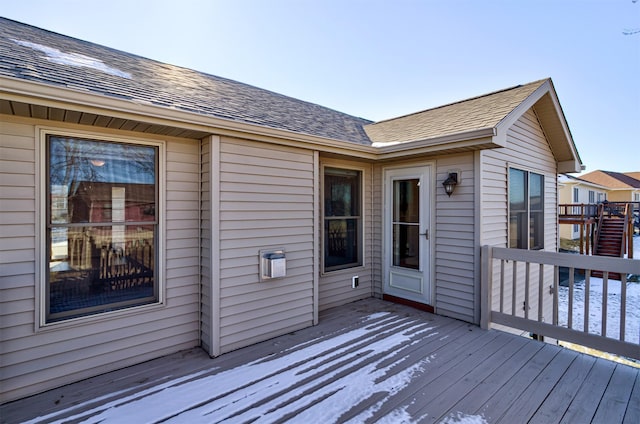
[383,294,434,313]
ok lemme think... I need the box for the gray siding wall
[372,164,384,299]
[434,154,476,323]
[318,159,373,311]
[480,109,558,321]
[0,118,201,402]
[218,137,315,353]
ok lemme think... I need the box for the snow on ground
[27,314,439,424]
[558,236,640,343]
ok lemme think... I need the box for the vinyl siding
[318,159,373,311]
[480,109,558,322]
[218,138,314,353]
[372,164,384,299]
[434,154,476,322]
[0,118,200,403]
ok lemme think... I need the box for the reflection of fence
[328,225,346,256]
[66,229,154,291]
[481,246,640,360]
[98,241,154,291]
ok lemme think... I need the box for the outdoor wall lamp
[442,172,458,197]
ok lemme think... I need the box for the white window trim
[35,126,166,330]
[320,163,367,275]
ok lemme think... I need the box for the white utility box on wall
[259,248,286,282]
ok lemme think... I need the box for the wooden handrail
[592,203,604,255]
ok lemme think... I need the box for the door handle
[420,230,429,240]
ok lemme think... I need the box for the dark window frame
[322,166,363,273]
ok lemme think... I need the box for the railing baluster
[602,272,608,338]
[538,263,544,322]
[584,271,590,333]
[500,259,505,314]
[568,267,574,330]
[524,262,530,320]
[553,266,559,326]
[512,261,517,316]
[620,274,627,342]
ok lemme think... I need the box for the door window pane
[392,178,420,269]
[393,223,419,269]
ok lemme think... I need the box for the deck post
[480,245,493,330]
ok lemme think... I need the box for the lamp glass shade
[442,173,458,197]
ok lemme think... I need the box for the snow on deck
[558,236,640,343]
[2,299,639,423]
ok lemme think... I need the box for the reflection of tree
[623,0,639,35]
[50,137,155,196]
[49,137,156,225]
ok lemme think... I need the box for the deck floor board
[623,372,640,424]
[592,364,638,423]
[528,353,597,424]
[1,298,637,424]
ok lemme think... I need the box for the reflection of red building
[50,180,157,318]
[69,181,155,224]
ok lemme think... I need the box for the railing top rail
[490,247,640,275]
[558,203,599,218]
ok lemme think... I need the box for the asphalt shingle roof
[0,17,373,144]
[580,170,640,189]
[0,17,554,149]
[363,79,548,144]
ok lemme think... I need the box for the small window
[46,135,159,322]
[588,190,595,203]
[509,168,544,250]
[323,167,362,272]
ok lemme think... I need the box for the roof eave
[494,79,583,171]
[0,76,379,159]
[373,127,499,158]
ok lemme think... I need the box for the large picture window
[46,135,159,322]
[509,168,544,250]
[323,167,362,272]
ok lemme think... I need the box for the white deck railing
[480,246,640,360]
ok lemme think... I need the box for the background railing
[480,245,640,360]
[558,203,599,220]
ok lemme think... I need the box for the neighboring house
[579,170,640,203]
[0,18,582,402]
[557,174,608,240]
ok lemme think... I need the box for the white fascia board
[558,159,584,174]
[373,127,497,155]
[0,76,378,158]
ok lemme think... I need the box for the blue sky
[3,0,639,173]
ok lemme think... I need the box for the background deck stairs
[592,216,626,279]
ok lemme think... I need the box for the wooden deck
[2,298,639,423]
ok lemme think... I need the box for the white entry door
[383,166,432,305]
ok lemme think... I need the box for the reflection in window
[46,136,158,322]
[509,168,544,250]
[324,167,362,272]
